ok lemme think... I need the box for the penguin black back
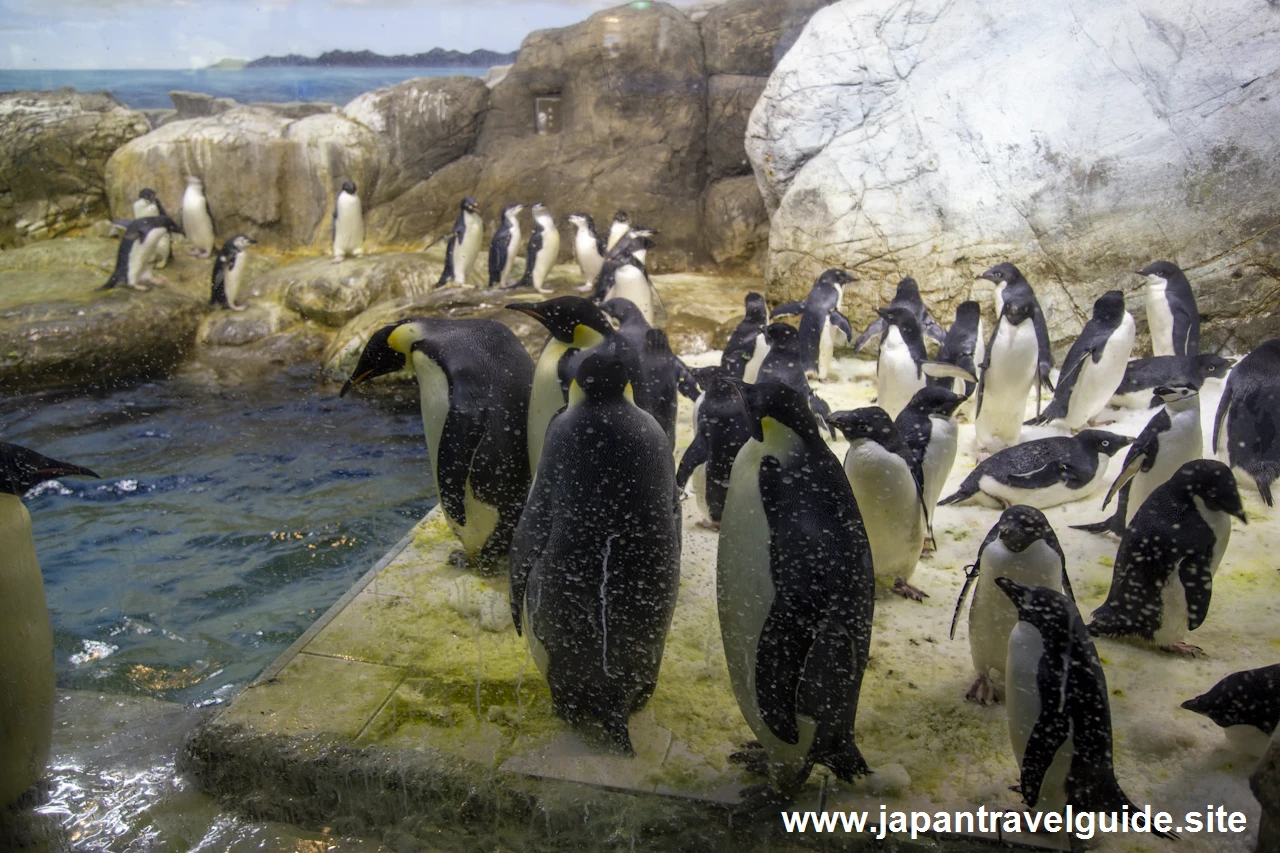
[1212,339,1280,505]
[721,292,769,380]
[0,443,99,496]
[676,369,752,522]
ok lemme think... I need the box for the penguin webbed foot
[1162,641,1206,659]
[696,518,721,532]
[892,578,929,602]
[728,743,770,777]
[575,282,593,293]
[964,673,1001,705]
[448,548,472,570]
[230,303,248,312]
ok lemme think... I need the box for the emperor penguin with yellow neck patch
[1,443,99,807]
[342,319,533,572]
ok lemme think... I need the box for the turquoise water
[0,369,435,707]
[0,66,487,109]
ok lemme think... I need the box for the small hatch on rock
[535,95,561,134]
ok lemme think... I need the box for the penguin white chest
[573,231,604,284]
[920,415,958,512]
[334,193,365,256]
[977,319,1038,450]
[1064,312,1135,429]
[1146,278,1176,357]
[743,333,769,384]
[528,339,572,474]
[1126,405,1202,523]
[182,188,215,251]
[969,540,1062,682]
[877,326,922,420]
[499,222,522,284]
[843,440,922,582]
[531,220,560,290]
[1005,621,1075,813]
[223,251,247,308]
[456,212,485,282]
[608,266,655,325]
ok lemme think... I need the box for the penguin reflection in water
[510,353,681,753]
[341,319,533,572]
[1,443,99,807]
[717,381,875,803]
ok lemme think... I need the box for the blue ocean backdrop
[0,66,489,109]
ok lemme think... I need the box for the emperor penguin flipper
[508,472,554,632]
[436,405,487,526]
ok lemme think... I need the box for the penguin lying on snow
[517,201,560,294]
[1,443,99,807]
[1137,260,1199,358]
[940,430,1131,510]
[717,381,875,800]
[895,386,966,539]
[181,175,216,258]
[676,367,752,528]
[998,578,1172,832]
[210,234,257,311]
[332,180,365,263]
[341,318,533,572]
[133,188,172,267]
[566,212,606,290]
[721,292,770,383]
[1213,338,1280,505]
[489,203,524,288]
[951,506,1072,706]
[1181,664,1280,758]
[433,196,483,289]
[510,352,681,754]
[770,269,855,381]
[102,216,184,291]
[1088,459,1246,657]
[1109,353,1234,409]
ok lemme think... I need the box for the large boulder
[702,176,769,271]
[701,0,835,76]
[706,75,768,181]
[747,0,1280,353]
[0,90,150,248]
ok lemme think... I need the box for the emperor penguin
[721,292,770,383]
[928,300,984,401]
[1213,339,1280,505]
[566,212,606,289]
[133,188,172,267]
[951,506,1072,705]
[770,269,855,381]
[210,234,257,310]
[1088,459,1246,656]
[1026,290,1135,431]
[489,203,524,288]
[434,196,484,289]
[676,369,752,528]
[973,286,1041,453]
[599,249,661,325]
[605,210,630,253]
[977,263,1054,403]
[1137,260,1199,357]
[101,216,183,291]
[827,407,930,600]
[895,385,966,531]
[601,298,698,449]
[852,276,947,352]
[1110,353,1234,409]
[506,296,617,474]
[510,352,681,754]
[757,323,834,432]
[716,381,875,798]
[998,577,1172,830]
[517,202,560,293]
[1182,664,1280,758]
[181,175,216,258]
[342,319,533,572]
[332,180,365,263]
[940,430,1131,510]
[1073,383,1203,537]
[0,442,99,807]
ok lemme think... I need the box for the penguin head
[461,196,479,213]
[506,296,613,345]
[764,322,799,350]
[0,442,99,497]
[566,212,593,231]
[978,262,1022,286]
[1000,290,1035,325]
[994,577,1075,632]
[1154,383,1198,405]
[1197,354,1236,381]
[876,304,919,334]
[186,175,203,188]
[571,351,631,401]
[1171,460,1247,523]
[825,406,897,447]
[993,505,1057,554]
[953,300,981,327]
[342,180,357,195]
[743,292,768,325]
[601,297,647,328]
[503,203,525,219]
[739,381,824,444]
[139,188,158,203]
[612,210,630,226]
[1092,290,1127,323]
[894,276,919,301]
[1136,260,1182,283]
[815,268,858,291]
[340,322,419,396]
[1074,430,1132,458]
[531,201,550,217]
[229,234,257,250]
[905,385,967,418]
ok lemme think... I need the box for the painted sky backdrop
[0,0,629,69]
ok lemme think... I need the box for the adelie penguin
[1025,290,1134,431]
[181,175,216,258]
[676,367,752,528]
[1136,260,1199,357]
[940,429,1131,510]
[517,201,560,294]
[973,281,1049,453]
[770,269,855,381]
[132,188,172,267]
[978,263,1053,402]
[210,234,257,311]
[566,212,606,290]
[1182,664,1280,758]
[757,323,834,432]
[1110,353,1234,409]
[717,381,875,799]
[928,300,984,401]
[102,216,184,291]
[852,275,946,352]
[1088,459,1246,657]
[721,292,770,383]
[895,385,966,535]
[489,203,525,289]
[509,352,681,754]
[997,578,1171,831]
[342,318,533,572]
[0,442,99,807]
[434,196,484,289]
[950,506,1072,705]
[601,298,698,450]
[1074,384,1203,537]
[870,304,973,421]
[1213,338,1280,506]
[827,406,930,600]
[332,180,365,263]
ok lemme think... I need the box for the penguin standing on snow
[998,577,1172,829]
[827,406,930,600]
[717,381,875,799]
[721,292,770,383]
[488,204,525,288]
[510,352,681,754]
[770,269,855,381]
[852,276,946,352]
[1213,339,1280,506]
[181,175,216,258]
[1182,664,1280,758]
[872,305,973,421]
[133,188,172,267]
[102,216,184,291]
[598,245,661,325]
[895,385,966,530]
[210,234,257,310]
[1137,260,1199,357]
[566,213,606,290]
[676,369,752,528]
[974,286,1044,453]
[434,196,484,289]
[978,263,1054,402]
[928,300,984,400]
[1025,290,1135,430]
[605,210,630,253]
[342,319,533,571]
[951,506,1072,705]
[940,430,1131,510]
[517,201,560,294]
[601,297,698,449]
[1074,384,1203,537]
[1088,459,1246,656]
[332,180,365,263]
[1,443,99,807]
[1110,353,1234,409]
[757,323,834,431]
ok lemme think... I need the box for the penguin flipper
[1178,553,1215,632]
[1101,450,1147,511]
[938,471,980,506]
[1069,510,1125,537]
[675,359,700,400]
[436,236,458,288]
[508,473,555,633]
[1212,384,1233,456]
[852,319,883,353]
[923,313,947,345]
[436,407,486,527]
[920,361,976,383]
[830,310,853,344]
[770,301,805,318]
[675,429,710,490]
[1172,306,1196,358]
[1020,690,1072,809]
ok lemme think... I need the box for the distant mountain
[244,48,517,69]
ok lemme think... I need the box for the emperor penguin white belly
[334,193,365,257]
[843,439,923,585]
[531,223,560,293]
[717,433,819,785]
[1126,405,1203,525]
[1146,279,1176,357]
[0,494,55,806]
[1063,313,1135,429]
[1006,621,1075,814]
[455,210,485,284]
[877,326,923,420]
[976,318,1039,452]
[574,231,604,286]
[920,414,958,513]
[742,333,769,384]
[979,452,1111,509]
[411,353,499,558]
[1224,724,1274,759]
[969,540,1063,690]
[607,266,656,325]
[528,338,573,475]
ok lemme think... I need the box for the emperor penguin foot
[964,673,1001,705]
[696,519,721,532]
[728,743,770,777]
[731,784,792,822]
[1162,641,1206,658]
[892,578,929,601]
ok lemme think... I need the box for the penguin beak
[993,576,1024,603]
[339,371,374,398]
[505,304,544,321]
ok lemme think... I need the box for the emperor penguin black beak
[339,371,375,398]
[505,304,543,321]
